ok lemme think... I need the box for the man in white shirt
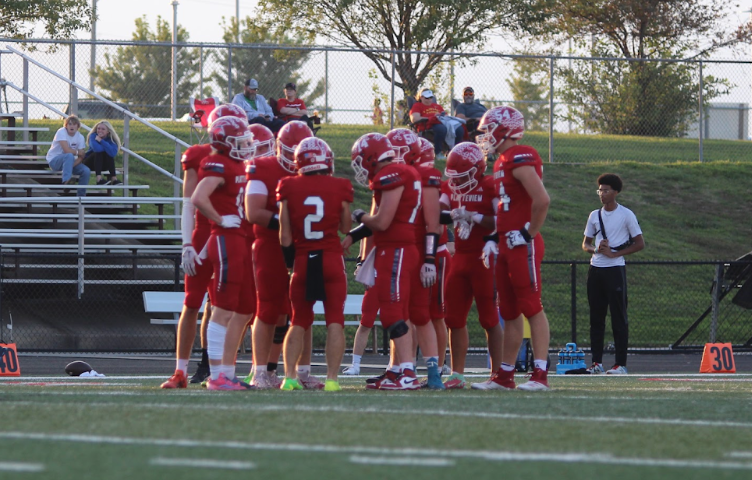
[582,173,644,375]
[46,115,91,196]
[231,78,284,133]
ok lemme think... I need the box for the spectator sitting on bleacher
[409,88,463,160]
[455,86,487,142]
[84,120,122,186]
[46,115,91,197]
[277,83,310,123]
[231,78,285,134]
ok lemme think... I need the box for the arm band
[483,232,499,243]
[424,233,439,264]
[347,223,373,243]
[281,244,295,269]
[181,197,195,246]
[439,211,453,225]
[267,214,279,230]
[520,227,532,242]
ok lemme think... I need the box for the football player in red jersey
[345,133,437,390]
[245,120,323,389]
[191,116,256,391]
[277,138,353,391]
[161,104,247,389]
[440,142,503,389]
[476,106,552,391]
[386,129,445,389]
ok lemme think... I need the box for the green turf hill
[29,120,752,261]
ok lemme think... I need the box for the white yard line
[350,455,455,466]
[0,462,44,472]
[2,401,751,429]
[728,452,752,459]
[2,432,752,471]
[149,457,255,469]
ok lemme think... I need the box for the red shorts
[238,236,257,316]
[360,286,380,328]
[252,237,291,324]
[429,248,451,321]
[184,226,212,309]
[445,252,498,329]
[495,234,545,321]
[289,252,347,329]
[205,233,251,313]
[409,248,451,325]
[374,245,419,329]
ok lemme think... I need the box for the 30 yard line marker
[350,455,455,467]
[150,457,255,470]
[0,462,44,472]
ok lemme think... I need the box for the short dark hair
[597,173,623,192]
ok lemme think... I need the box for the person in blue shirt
[85,121,122,185]
[231,78,285,134]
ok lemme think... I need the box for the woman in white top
[46,115,91,197]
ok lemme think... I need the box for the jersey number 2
[304,196,324,239]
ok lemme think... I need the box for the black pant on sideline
[587,265,629,366]
[84,151,116,177]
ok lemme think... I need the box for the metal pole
[227,46,232,101]
[22,59,29,137]
[450,49,455,115]
[548,56,554,163]
[390,51,396,129]
[199,46,204,96]
[122,117,130,185]
[325,49,329,122]
[171,0,179,121]
[710,263,723,343]
[698,61,703,163]
[174,142,182,228]
[77,200,85,299]
[90,0,97,92]
[236,0,240,43]
[70,43,78,121]
[570,263,577,344]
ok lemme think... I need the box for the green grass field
[2,373,752,479]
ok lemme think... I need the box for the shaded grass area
[1,375,751,480]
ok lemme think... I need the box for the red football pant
[289,252,347,329]
[374,245,419,329]
[252,237,291,324]
[496,234,545,321]
[206,233,251,313]
[445,252,498,329]
[184,227,212,309]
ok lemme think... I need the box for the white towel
[355,248,376,287]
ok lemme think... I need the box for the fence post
[227,46,233,102]
[69,43,78,119]
[698,61,704,163]
[710,262,723,343]
[570,263,577,344]
[77,199,85,299]
[174,142,182,226]
[199,46,204,96]
[22,58,29,139]
[548,56,554,163]
[325,49,329,122]
[389,51,396,129]
[122,116,130,186]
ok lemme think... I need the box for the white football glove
[505,222,532,249]
[181,245,202,277]
[420,262,437,288]
[450,206,471,223]
[456,219,473,240]
[219,214,242,229]
[481,240,498,269]
[352,208,366,223]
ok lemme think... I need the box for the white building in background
[686,103,750,141]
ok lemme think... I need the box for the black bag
[598,208,633,252]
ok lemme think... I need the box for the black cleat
[189,363,210,384]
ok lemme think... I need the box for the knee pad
[273,325,289,344]
[387,320,409,340]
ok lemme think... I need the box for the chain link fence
[2,252,750,354]
[1,39,750,154]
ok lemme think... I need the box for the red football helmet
[445,142,486,194]
[351,133,395,186]
[476,106,525,156]
[416,137,435,169]
[386,128,421,165]
[209,116,254,161]
[206,103,247,126]
[248,124,275,159]
[294,137,334,174]
[277,121,313,173]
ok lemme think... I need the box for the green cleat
[243,371,254,385]
[280,378,303,391]
[324,380,341,392]
[201,378,208,388]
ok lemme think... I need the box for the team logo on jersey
[451,193,483,203]
[204,162,225,173]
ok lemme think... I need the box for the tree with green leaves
[533,0,744,136]
[506,57,549,132]
[209,17,325,109]
[256,0,541,99]
[1,0,92,40]
[91,16,199,118]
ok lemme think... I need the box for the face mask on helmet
[248,124,275,159]
[350,133,395,186]
[277,121,313,173]
[445,167,478,194]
